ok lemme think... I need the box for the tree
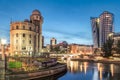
[94,48,100,55]
[101,38,114,57]
[53,46,60,54]
[115,40,120,54]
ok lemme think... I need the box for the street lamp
[1,39,6,61]
[1,38,7,80]
[1,39,7,72]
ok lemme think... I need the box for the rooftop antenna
[10,18,12,24]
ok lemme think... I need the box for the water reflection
[59,60,120,80]
[110,64,114,77]
[0,68,5,80]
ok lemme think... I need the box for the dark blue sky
[0,0,120,45]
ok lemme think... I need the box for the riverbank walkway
[6,63,67,80]
[71,58,120,64]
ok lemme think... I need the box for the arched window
[12,26,14,30]
[29,34,31,38]
[22,40,25,43]
[29,27,32,31]
[23,33,25,37]
[23,26,25,29]
[29,40,31,44]
[16,33,18,37]
[16,40,18,43]
[16,26,19,29]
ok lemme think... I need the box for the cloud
[43,29,91,39]
[43,29,93,45]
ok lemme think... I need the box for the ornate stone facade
[10,10,43,56]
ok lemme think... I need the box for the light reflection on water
[3,60,120,80]
[58,60,120,80]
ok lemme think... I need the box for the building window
[12,26,14,30]
[29,34,31,38]
[16,33,18,37]
[23,26,25,29]
[22,40,25,43]
[29,27,32,31]
[36,16,39,20]
[34,27,36,31]
[23,33,25,37]
[16,40,18,43]
[29,40,31,44]
[22,47,26,50]
[16,46,18,50]
[36,26,38,32]
[16,26,19,29]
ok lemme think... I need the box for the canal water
[59,61,120,80]
[1,60,120,80]
[40,60,120,80]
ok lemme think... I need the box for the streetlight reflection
[110,64,114,77]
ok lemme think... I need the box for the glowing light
[97,18,100,23]
[110,64,114,77]
[84,62,88,74]
[99,66,103,80]
[97,63,100,71]
[80,64,83,72]
[1,39,7,45]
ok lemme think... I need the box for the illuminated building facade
[113,33,120,46]
[69,44,93,55]
[50,37,57,50]
[10,10,43,56]
[50,38,57,46]
[108,32,120,47]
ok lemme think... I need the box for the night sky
[0,0,120,45]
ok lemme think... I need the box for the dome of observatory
[32,9,41,15]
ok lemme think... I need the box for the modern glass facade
[91,11,114,48]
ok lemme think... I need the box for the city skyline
[0,0,120,45]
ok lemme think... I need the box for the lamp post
[1,39,6,61]
[1,38,6,80]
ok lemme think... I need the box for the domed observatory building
[10,10,43,56]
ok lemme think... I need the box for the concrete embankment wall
[7,64,67,80]
[71,58,120,64]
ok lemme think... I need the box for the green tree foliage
[116,40,120,54]
[94,48,99,55]
[9,61,22,68]
[102,38,114,57]
[53,46,60,54]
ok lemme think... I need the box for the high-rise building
[10,9,43,56]
[91,11,114,48]
[99,11,114,47]
[50,38,57,46]
[91,17,100,48]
